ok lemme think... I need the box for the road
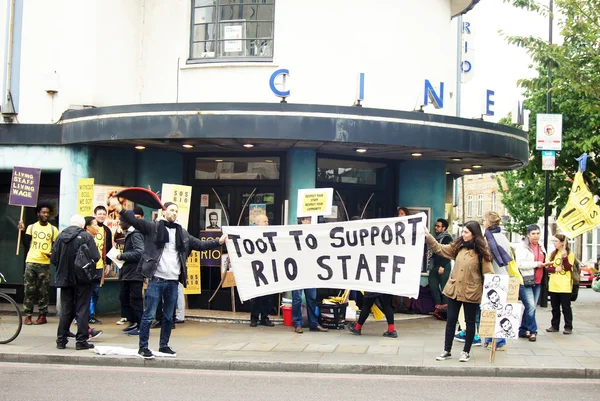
[1,362,599,401]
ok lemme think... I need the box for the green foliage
[497,0,600,234]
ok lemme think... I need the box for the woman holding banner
[426,221,494,363]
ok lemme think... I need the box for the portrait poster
[249,203,266,226]
[205,209,222,230]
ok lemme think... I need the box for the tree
[497,0,600,235]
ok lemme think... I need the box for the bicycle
[0,272,23,344]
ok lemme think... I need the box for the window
[190,0,275,62]
[476,194,484,217]
[467,195,473,217]
[195,157,280,180]
[317,158,388,186]
[491,191,497,211]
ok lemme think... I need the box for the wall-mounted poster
[205,209,222,230]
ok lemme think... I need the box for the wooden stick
[16,206,24,255]
[231,287,235,312]
[490,338,497,363]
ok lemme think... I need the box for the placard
[199,230,223,267]
[184,250,201,295]
[297,188,333,218]
[556,171,600,238]
[223,214,426,301]
[9,166,41,207]
[479,274,523,339]
[161,183,192,230]
[77,178,95,216]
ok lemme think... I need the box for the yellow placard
[161,183,192,230]
[478,309,497,338]
[298,188,333,216]
[556,172,600,238]
[77,178,94,216]
[184,250,200,294]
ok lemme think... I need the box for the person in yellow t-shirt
[546,234,575,335]
[87,205,113,324]
[17,203,58,325]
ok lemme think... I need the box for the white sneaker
[459,351,470,362]
[116,318,128,325]
[436,351,451,361]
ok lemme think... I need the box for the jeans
[139,278,178,349]
[292,288,318,328]
[550,292,573,331]
[519,284,541,335]
[89,280,101,316]
[445,298,479,353]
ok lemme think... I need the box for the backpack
[74,242,95,284]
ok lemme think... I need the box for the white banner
[222,214,426,301]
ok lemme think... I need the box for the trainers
[138,347,155,359]
[454,331,466,342]
[436,351,451,361]
[382,330,398,338]
[260,318,275,327]
[472,338,482,346]
[33,315,47,325]
[459,351,470,362]
[116,317,128,325]
[123,322,139,332]
[249,319,258,327]
[88,329,103,340]
[158,346,177,356]
[75,342,94,350]
[348,324,361,335]
[174,319,185,324]
[24,316,33,325]
[127,329,140,336]
[89,316,103,324]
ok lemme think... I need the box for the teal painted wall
[286,149,316,225]
[397,160,447,231]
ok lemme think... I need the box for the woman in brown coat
[426,220,494,362]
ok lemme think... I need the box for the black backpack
[74,242,95,284]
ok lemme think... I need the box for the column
[286,148,316,225]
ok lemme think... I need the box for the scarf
[484,226,513,267]
[156,220,185,252]
[461,240,475,250]
[435,230,453,244]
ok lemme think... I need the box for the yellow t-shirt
[94,225,105,270]
[25,222,58,264]
[548,252,574,293]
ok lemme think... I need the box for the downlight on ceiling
[183,144,194,149]
[243,143,254,148]
[472,165,482,168]
[462,168,472,172]
[451,157,462,161]
[215,159,223,162]
[355,148,367,153]
[135,145,146,150]
[411,152,423,157]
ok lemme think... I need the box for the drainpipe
[3,0,16,116]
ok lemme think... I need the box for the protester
[292,216,328,333]
[51,215,100,350]
[17,202,58,325]
[89,205,113,324]
[428,218,453,306]
[482,211,512,350]
[515,224,548,342]
[249,214,275,328]
[116,217,144,335]
[348,293,397,338]
[110,197,226,359]
[426,221,494,363]
[396,207,409,217]
[546,234,575,335]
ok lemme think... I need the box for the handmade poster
[205,209,222,230]
[9,166,41,207]
[249,204,266,226]
[223,214,427,301]
[481,274,509,311]
[494,303,523,339]
[77,178,95,216]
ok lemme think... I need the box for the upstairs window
[190,0,275,62]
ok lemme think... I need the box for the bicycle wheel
[0,292,22,344]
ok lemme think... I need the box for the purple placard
[9,166,42,207]
[199,230,223,266]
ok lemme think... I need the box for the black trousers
[358,294,394,326]
[120,280,143,324]
[250,295,272,321]
[445,298,479,353]
[550,292,573,330]
[57,285,92,345]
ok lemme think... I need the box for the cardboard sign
[9,166,41,207]
[223,214,426,301]
[297,188,333,217]
[184,250,201,294]
[556,171,600,238]
[77,178,95,216]
[222,271,236,288]
[480,274,524,339]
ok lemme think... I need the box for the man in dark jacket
[428,218,453,306]
[116,218,144,334]
[110,198,226,359]
[51,214,100,350]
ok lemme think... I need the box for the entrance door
[188,185,282,310]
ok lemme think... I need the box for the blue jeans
[519,284,541,335]
[292,288,318,328]
[89,280,100,316]
[139,278,178,349]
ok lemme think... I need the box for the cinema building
[0,0,528,312]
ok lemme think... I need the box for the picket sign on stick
[9,167,42,256]
[16,206,24,255]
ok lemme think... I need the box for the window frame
[476,194,484,217]
[188,0,276,64]
[467,195,473,217]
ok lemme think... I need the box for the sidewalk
[2,301,600,379]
